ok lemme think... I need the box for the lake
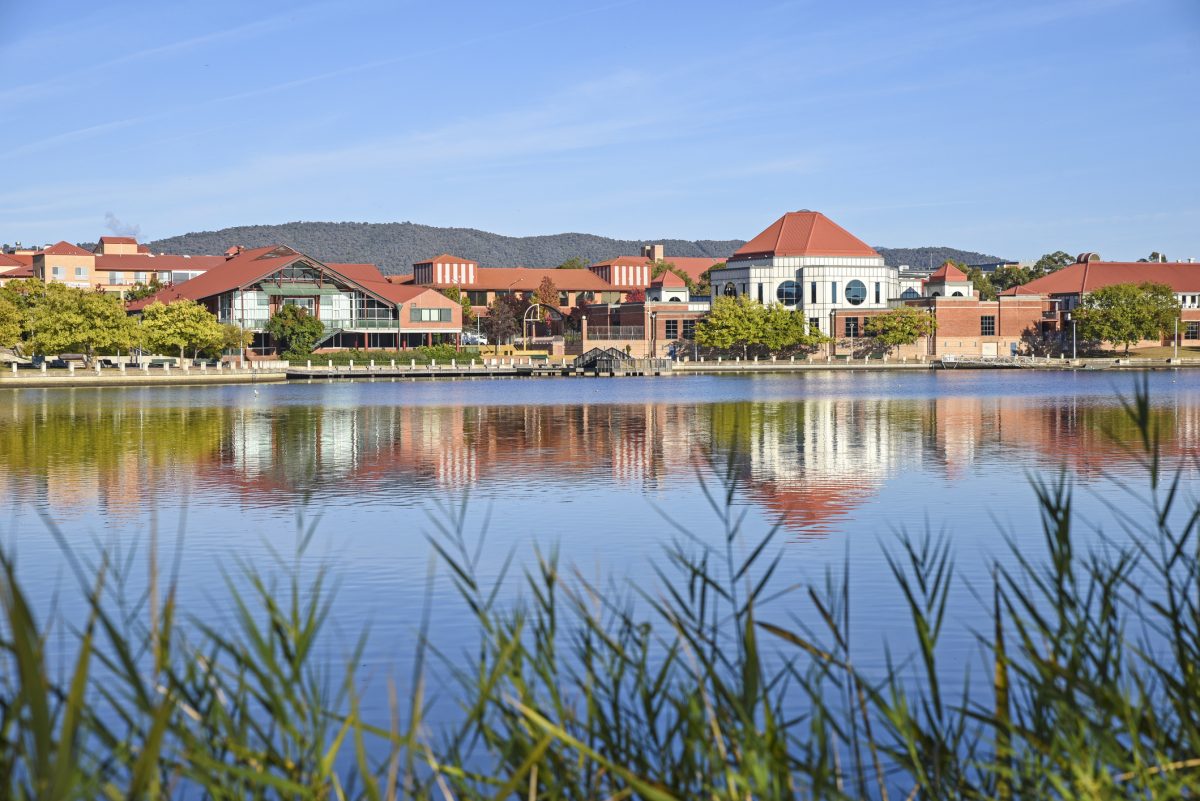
[2,369,1198,719]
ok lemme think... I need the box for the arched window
[951,291,963,297]
[776,280,799,306]
[845,279,867,306]
[723,282,737,297]
[931,292,941,298]
[668,296,681,303]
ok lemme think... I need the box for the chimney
[640,243,665,261]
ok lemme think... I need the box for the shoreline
[0,356,1196,389]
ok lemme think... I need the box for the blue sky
[1,0,1197,261]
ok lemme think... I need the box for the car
[462,332,488,346]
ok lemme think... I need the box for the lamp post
[1174,317,1179,360]
[1072,316,1077,361]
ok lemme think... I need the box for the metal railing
[587,326,645,340]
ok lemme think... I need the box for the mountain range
[146,221,1006,275]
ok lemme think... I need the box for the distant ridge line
[146,220,1004,275]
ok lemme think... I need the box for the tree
[441,286,476,325]
[759,303,826,353]
[965,266,997,301]
[1031,251,1074,277]
[264,304,325,357]
[991,264,1031,292]
[124,277,163,301]
[0,297,20,350]
[863,306,938,354]
[142,299,225,360]
[1138,252,1168,263]
[534,276,560,309]
[213,323,253,357]
[76,291,138,360]
[697,263,724,296]
[625,288,646,303]
[556,257,589,270]
[1073,282,1180,355]
[482,294,523,354]
[696,296,765,357]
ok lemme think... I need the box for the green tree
[124,276,162,301]
[264,303,325,357]
[0,297,21,350]
[1073,282,1181,355]
[991,264,1031,292]
[16,284,135,361]
[210,323,253,357]
[441,286,476,324]
[863,306,938,354]
[1138,252,1168,263]
[696,296,766,356]
[1031,251,1074,277]
[556,257,589,270]
[697,263,724,296]
[965,266,997,301]
[142,299,225,359]
[77,291,138,360]
[759,303,825,353]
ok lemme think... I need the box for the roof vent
[1076,252,1100,263]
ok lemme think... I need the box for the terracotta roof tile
[415,253,476,265]
[731,211,879,260]
[42,241,93,257]
[1000,260,1200,296]
[928,261,969,282]
[99,236,138,244]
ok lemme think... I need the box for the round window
[776,280,798,306]
[723,282,737,297]
[846,280,867,306]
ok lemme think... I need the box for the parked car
[462,332,488,346]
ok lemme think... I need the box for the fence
[587,326,645,341]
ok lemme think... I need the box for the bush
[315,345,480,365]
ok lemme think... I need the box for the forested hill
[147,221,1004,275]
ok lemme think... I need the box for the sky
[1,0,1197,261]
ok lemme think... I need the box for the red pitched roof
[731,211,879,261]
[1000,260,1200,296]
[928,261,969,282]
[95,254,226,272]
[42,241,93,257]
[415,253,476,266]
[99,236,138,244]
[0,253,25,269]
[652,271,687,288]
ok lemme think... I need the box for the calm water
[3,370,1199,717]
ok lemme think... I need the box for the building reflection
[0,388,1196,535]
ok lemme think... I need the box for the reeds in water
[1,377,1198,799]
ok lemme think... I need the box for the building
[133,245,462,354]
[17,236,223,293]
[832,295,1058,358]
[706,211,900,336]
[589,244,722,290]
[410,253,623,314]
[33,242,96,288]
[999,252,1200,345]
[0,252,33,285]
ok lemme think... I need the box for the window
[668,296,682,302]
[558,292,570,306]
[665,320,679,339]
[777,280,799,306]
[756,284,763,304]
[810,281,817,304]
[108,272,120,285]
[135,271,147,283]
[283,297,316,314]
[874,282,881,304]
[75,267,86,278]
[952,291,964,297]
[52,266,65,278]
[980,315,996,336]
[808,317,820,332]
[1186,321,1199,340]
[831,282,839,303]
[845,280,866,306]
[682,320,696,340]
[410,307,452,322]
[723,282,737,297]
[844,317,859,337]
[466,290,488,306]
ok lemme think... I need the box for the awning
[261,283,343,296]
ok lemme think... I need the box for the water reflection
[1,382,1196,536]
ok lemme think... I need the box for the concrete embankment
[0,368,288,389]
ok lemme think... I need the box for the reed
[1,376,1197,798]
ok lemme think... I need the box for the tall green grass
[1,377,1198,799]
